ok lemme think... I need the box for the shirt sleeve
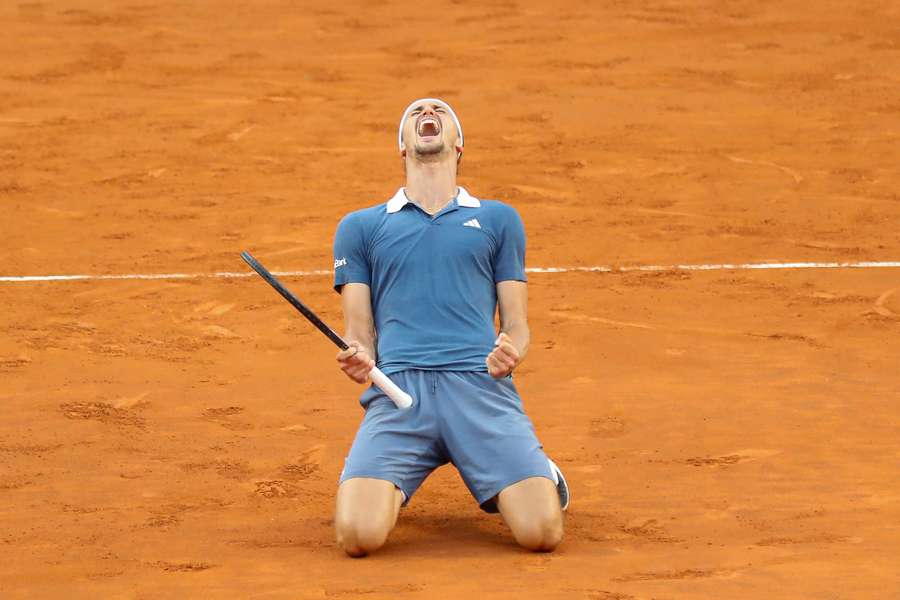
[492,205,527,283]
[333,213,371,293]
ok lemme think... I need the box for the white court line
[0,270,332,283]
[526,261,900,273]
[1,261,899,283]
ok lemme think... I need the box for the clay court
[2,0,899,597]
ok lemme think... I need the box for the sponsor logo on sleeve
[334,257,348,268]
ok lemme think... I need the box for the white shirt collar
[386,186,480,214]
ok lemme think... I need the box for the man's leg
[436,372,567,552]
[335,477,404,557]
[496,476,564,552]
[334,371,444,557]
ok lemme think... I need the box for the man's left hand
[486,332,520,378]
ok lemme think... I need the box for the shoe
[547,458,569,511]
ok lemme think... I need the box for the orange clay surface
[2,1,900,598]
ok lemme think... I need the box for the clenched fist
[336,341,375,383]
[486,332,520,378]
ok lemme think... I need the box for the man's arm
[486,280,529,378]
[336,282,376,383]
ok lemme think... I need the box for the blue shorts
[339,370,553,513]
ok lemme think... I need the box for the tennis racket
[240,251,413,409]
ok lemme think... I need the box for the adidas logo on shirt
[463,218,481,229]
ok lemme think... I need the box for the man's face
[400,101,460,159]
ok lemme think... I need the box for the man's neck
[404,158,458,215]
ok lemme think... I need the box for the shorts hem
[339,472,412,506]
[476,472,555,514]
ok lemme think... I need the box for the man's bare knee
[497,476,565,552]
[335,478,403,557]
[513,514,564,552]
[336,519,390,557]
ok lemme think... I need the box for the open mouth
[416,115,441,138]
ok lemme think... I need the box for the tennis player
[332,98,568,556]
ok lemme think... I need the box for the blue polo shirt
[332,187,527,374]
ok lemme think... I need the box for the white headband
[397,98,464,152]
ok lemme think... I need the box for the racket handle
[368,367,413,409]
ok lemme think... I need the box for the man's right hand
[336,340,375,384]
